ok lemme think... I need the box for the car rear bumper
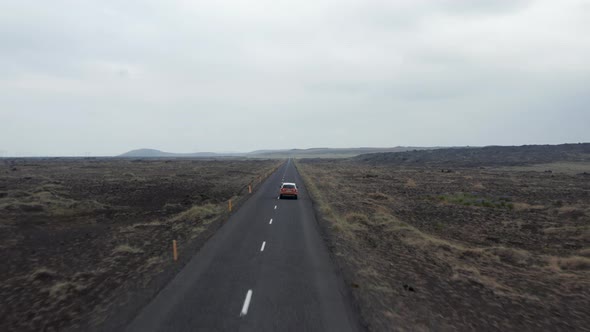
[279,192,298,198]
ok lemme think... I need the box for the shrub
[558,256,590,271]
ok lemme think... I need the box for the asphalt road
[126,159,361,332]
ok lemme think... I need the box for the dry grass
[473,182,485,189]
[301,161,503,274]
[500,161,590,175]
[405,178,417,188]
[558,206,581,213]
[513,202,545,211]
[188,226,207,239]
[170,203,221,223]
[146,256,165,267]
[332,193,586,280]
[122,203,223,235]
[556,256,590,271]
[485,247,531,265]
[1,158,284,332]
[297,164,368,242]
[556,206,587,219]
[301,164,548,302]
[29,268,58,282]
[543,225,585,234]
[367,192,390,201]
[375,211,532,270]
[120,221,166,234]
[46,281,87,301]
[113,244,143,255]
[47,282,72,300]
[541,256,590,272]
[0,189,108,216]
[296,158,590,331]
[170,203,222,235]
[579,248,590,257]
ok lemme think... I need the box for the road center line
[239,290,253,317]
[269,218,273,224]
[274,205,277,210]
[260,241,266,252]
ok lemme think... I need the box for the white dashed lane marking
[260,241,266,252]
[240,290,253,317]
[269,218,273,224]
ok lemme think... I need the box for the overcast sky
[1,0,589,156]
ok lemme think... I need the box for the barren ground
[297,149,590,331]
[0,158,280,331]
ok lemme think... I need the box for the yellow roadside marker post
[229,199,232,212]
[248,185,252,194]
[173,240,178,261]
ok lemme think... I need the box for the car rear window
[283,184,295,189]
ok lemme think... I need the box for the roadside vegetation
[0,158,281,331]
[296,155,590,331]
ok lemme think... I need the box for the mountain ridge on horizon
[118,143,590,159]
[118,146,435,158]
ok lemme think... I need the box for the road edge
[294,159,369,332]
[76,160,285,332]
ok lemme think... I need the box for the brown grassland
[0,158,280,331]
[297,152,590,331]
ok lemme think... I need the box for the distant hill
[118,147,438,159]
[249,147,436,158]
[119,149,220,158]
[354,143,590,167]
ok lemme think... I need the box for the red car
[279,182,298,199]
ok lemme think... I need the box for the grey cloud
[0,0,589,156]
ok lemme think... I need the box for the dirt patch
[297,152,590,331]
[0,158,280,331]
